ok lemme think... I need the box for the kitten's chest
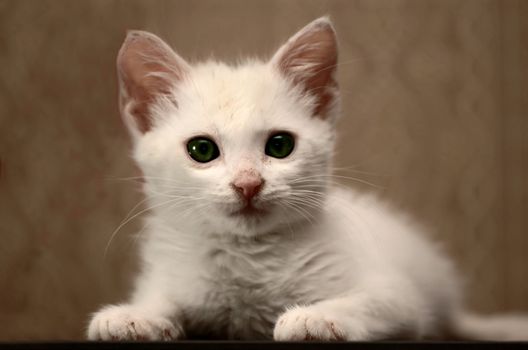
[181,236,328,339]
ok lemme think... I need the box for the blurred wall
[0,0,526,340]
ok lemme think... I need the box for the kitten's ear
[271,17,338,119]
[117,30,190,138]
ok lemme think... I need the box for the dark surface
[1,342,528,350]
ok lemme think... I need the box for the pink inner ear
[117,31,188,133]
[274,19,338,118]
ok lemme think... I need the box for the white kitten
[87,18,528,341]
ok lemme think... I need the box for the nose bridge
[235,155,255,171]
[223,129,264,198]
[235,168,261,183]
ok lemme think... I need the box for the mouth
[229,202,268,218]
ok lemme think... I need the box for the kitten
[87,17,528,341]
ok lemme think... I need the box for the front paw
[274,306,347,341]
[87,304,183,341]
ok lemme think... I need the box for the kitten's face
[118,18,339,236]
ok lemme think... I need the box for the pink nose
[231,173,264,201]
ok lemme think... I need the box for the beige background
[0,0,526,340]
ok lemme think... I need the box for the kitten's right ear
[117,31,189,139]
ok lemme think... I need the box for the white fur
[87,18,528,341]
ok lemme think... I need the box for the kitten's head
[117,17,340,236]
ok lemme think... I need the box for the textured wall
[0,0,526,340]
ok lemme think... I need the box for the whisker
[104,195,206,258]
[107,175,207,189]
[280,200,316,226]
[129,199,212,251]
[330,166,387,177]
[291,176,384,189]
[288,196,326,211]
[276,202,296,241]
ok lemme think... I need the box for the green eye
[187,137,220,163]
[265,132,295,159]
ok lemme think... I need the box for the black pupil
[198,142,210,155]
[272,138,284,151]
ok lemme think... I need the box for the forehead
[177,62,294,131]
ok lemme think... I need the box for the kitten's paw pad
[274,307,346,341]
[87,305,182,341]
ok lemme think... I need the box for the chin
[205,205,284,237]
[231,214,279,237]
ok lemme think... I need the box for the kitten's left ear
[271,17,339,119]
